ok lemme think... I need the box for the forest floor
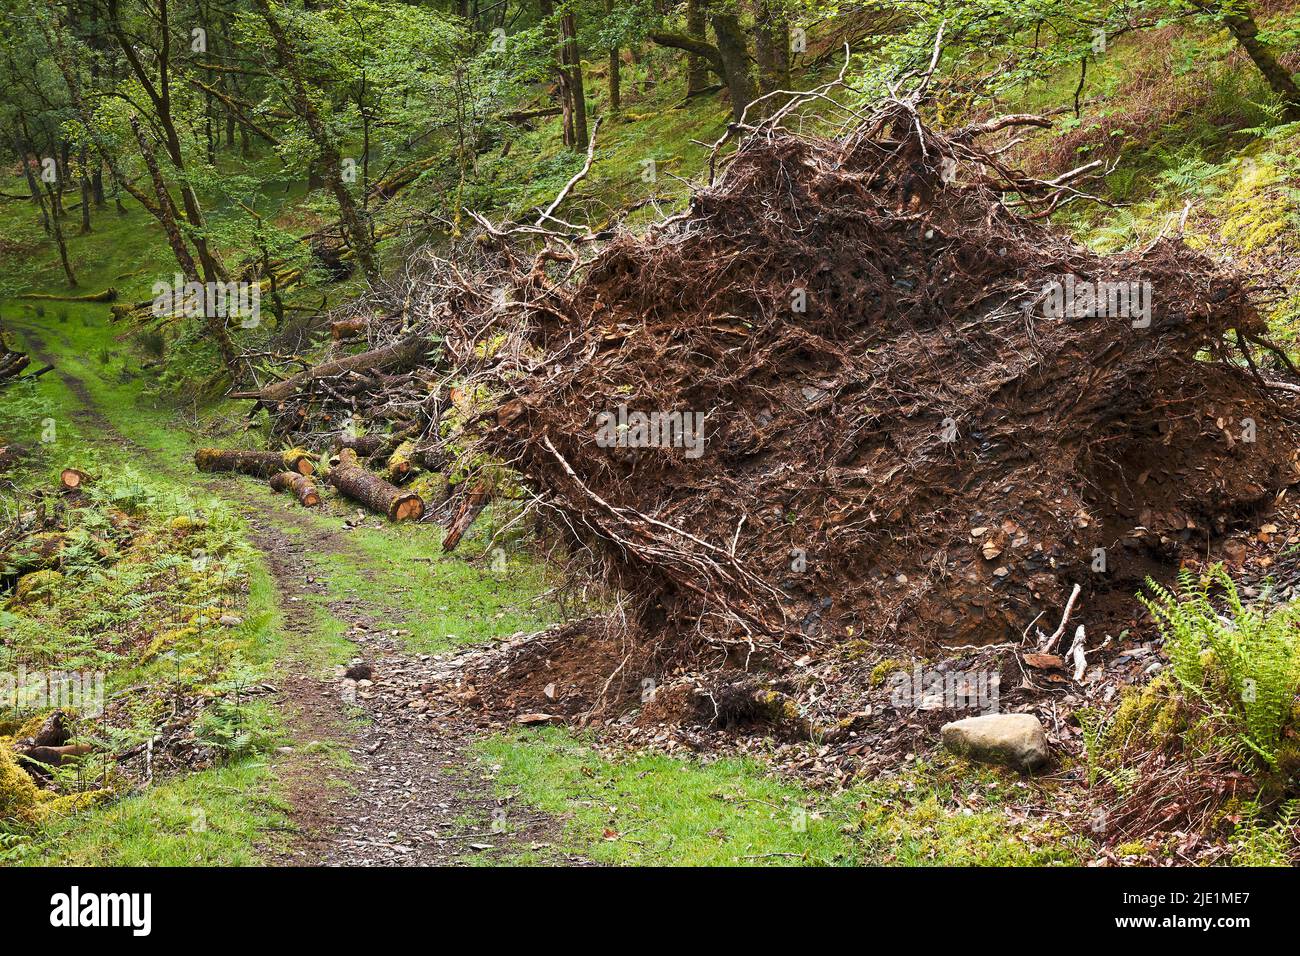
[4,313,583,865]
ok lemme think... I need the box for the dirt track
[12,323,576,866]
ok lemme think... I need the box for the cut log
[12,711,90,771]
[330,317,370,341]
[195,447,315,477]
[2,531,68,573]
[18,710,70,749]
[332,433,387,458]
[386,440,415,482]
[441,481,492,552]
[60,468,92,491]
[326,448,424,521]
[270,470,321,507]
[17,287,117,302]
[228,333,433,404]
[0,347,31,383]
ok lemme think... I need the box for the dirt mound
[482,105,1300,661]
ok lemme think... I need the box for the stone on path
[940,713,1049,772]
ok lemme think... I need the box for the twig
[1040,583,1082,653]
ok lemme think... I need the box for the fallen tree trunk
[326,448,424,521]
[441,481,492,552]
[0,348,31,383]
[195,447,315,477]
[386,440,415,482]
[17,743,93,769]
[270,470,321,507]
[332,433,388,458]
[2,531,68,573]
[17,287,118,303]
[17,710,69,749]
[229,332,433,404]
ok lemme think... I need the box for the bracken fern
[1140,566,1300,767]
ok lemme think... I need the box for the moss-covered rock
[8,569,63,606]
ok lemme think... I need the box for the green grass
[9,759,287,866]
[336,516,566,653]
[480,728,855,865]
[479,729,1087,866]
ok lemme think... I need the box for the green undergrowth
[1004,20,1300,361]
[478,729,1086,866]
[1079,568,1300,865]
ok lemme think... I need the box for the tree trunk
[327,448,424,521]
[60,468,92,491]
[648,23,755,119]
[711,14,757,120]
[78,151,93,234]
[751,0,790,98]
[130,118,200,283]
[108,0,227,283]
[441,481,492,551]
[686,0,709,94]
[606,0,620,112]
[1204,1,1300,120]
[40,181,77,288]
[21,153,51,236]
[270,471,321,507]
[132,116,237,373]
[231,332,433,404]
[561,13,588,147]
[195,448,315,478]
[254,0,381,285]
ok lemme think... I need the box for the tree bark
[270,471,321,507]
[711,14,757,119]
[441,481,492,551]
[685,0,709,94]
[195,448,315,478]
[561,11,589,147]
[230,333,433,404]
[107,0,227,284]
[130,118,199,283]
[20,152,51,236]
[648,21,754,119]
[78,150,93,234]
[605,0,620,112]
[751,0,790,98]
[60,468,92,491]
[327,448,424,521]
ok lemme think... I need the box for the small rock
[941,713,1049,772]
[517,712,557,726]
[219,614,243,627]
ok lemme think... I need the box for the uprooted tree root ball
[481,108,1300,657]
[250,99,1300,725]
